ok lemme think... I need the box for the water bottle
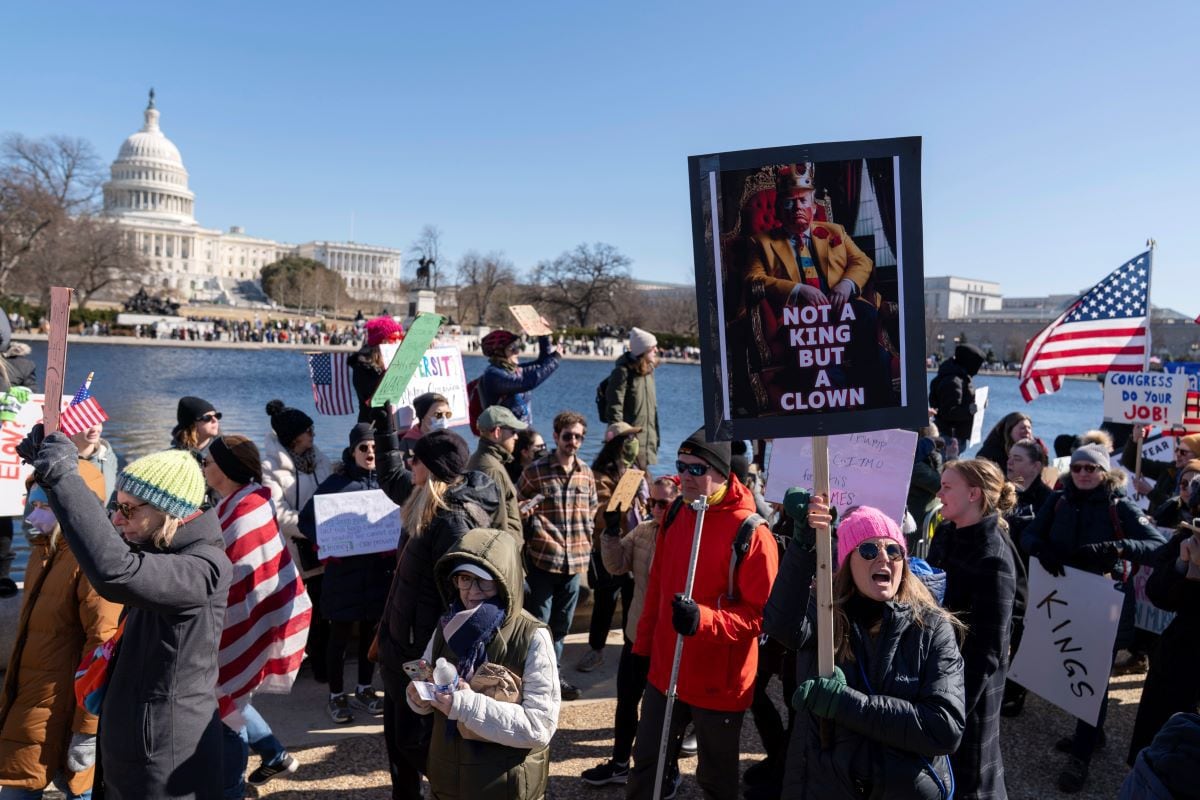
[433,657,458,694]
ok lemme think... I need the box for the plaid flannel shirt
[518,452,598,575]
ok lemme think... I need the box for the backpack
[594,376,610,422]
[659,498,767,601]
[466,377,484,436]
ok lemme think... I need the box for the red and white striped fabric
[216,484,312,726]
[1020,251,1152,402]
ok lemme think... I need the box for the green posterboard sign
[370,313,445,407]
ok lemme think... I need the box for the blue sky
[4,1,1198,317]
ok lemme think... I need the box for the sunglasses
[559,432,584,442]
[1070,463,1101,474]
[109,500,149,518]
[857,541,904,562]
[647,498,673,510]
[531,445,548,456]
[676,460,710,477]
[197,412,222,423]
[452,574,496,593]
[356,443,375,454]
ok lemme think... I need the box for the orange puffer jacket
[633,475,778,712]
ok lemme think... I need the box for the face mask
[428,417,450,432]
[26,506,56,535]
[621,437,640,466]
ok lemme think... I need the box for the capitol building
[103,91,402,304]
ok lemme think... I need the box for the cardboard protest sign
[764,429,917,520]
[371,313,445,407]
[607,469,645,513]
[0,393,46,516]
[967,386,989,448]
[508,306,553,337]
[687,138,926,440]
[312,489,401,558]
[392,346,469,426]
[1102,372,1188,427]
[1009,562,1123,726]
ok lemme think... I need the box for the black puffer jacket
[764,531,966,800]
[929,344,984,441]
[927,514,1016,800]
[375,469,499,696]
[297,454,396,622]
[1020,480,1166,574]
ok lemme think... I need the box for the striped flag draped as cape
[216,483,312,726]
[1020,251,1152,402]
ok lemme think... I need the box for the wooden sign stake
[43,287,73,433]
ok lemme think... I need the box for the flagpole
[1144,238,1156,373]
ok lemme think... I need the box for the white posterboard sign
[312,489,401,558]
[1009,561,1123,726]
[967,386,989,448]
[0,394,51,516]
[1102,372,1188,427]
[391,346,470,426]
[765,429,918,521]
[1132,556,1175,635]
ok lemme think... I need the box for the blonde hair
[401,477,451,534]
[944,458,1017,524]
[150,515,182,551]
[832,559,965,661]
[1079,429,1115,452]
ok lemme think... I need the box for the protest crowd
[1,311,1198,800]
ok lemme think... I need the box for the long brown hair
[832,558,965,661]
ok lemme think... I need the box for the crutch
[652,495,709,800]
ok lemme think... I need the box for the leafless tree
[407,224,443,289]
[64,216,145,308]
[530,242,631,328]
[456,250,516,326]
[0,135,104,293]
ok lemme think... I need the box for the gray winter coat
[45,464,232,800]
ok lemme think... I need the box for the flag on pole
[58,373,108,436]
[306,352,354,415]
[1020,251,1152,402]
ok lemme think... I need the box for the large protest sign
[1102,372,1188,427]
[391,346,469,426]
[371,313,445,407]
[0,393,47,515]
[764,429,917,520]
[312,489,401,558]
[687,137,926,440]
[1132,560,1174,634]
[1009,562,1123,726]
[967,386,989,448]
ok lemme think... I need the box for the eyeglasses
[856,541,905,562]
[452,574,496,593]
[505,342,523,355]
[356,443,375,453]
[676,460,710,477]
[647,498,673,510]
[1070,463,1101,474]
[197,412,222,423]
[559,432,584,442]
[110,500,149,518]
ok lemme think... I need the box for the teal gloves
[792,666,847,718]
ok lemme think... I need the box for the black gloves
[1037,550,1066,578]
[1075,541,1124,561]
[602,508,622,536]
[17,424,79,487]
[671,594,700,636]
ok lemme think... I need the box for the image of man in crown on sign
[722,158,903,420]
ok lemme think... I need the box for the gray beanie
[1070,444,1110,472]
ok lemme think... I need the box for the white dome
[103,91,196,224]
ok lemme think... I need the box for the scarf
[436,597,506,737]
[75,619,125,715]
[291,447,319,475]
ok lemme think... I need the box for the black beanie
[209,435,263,486]
[265,399,314,450]
[413,430,469,483]
[349,423,374,448]
[677,427,731,478]
[177,396,216,429]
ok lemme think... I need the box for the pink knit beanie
[836,506,906,569]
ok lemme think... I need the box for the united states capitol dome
[103,89,196,224]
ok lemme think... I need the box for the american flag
[216,484,311,728]
[306,352,354,415]
[58,373,108,437]
[1020,251,1152,402]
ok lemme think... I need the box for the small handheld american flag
[306,352,354,415]
[59,372,109,437]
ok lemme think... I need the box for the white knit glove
[66,732,96,772]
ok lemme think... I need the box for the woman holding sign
[1020,445,1165,793]
[764,494,966,800]
[298,423,394,725]
[929,459,1018,800]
